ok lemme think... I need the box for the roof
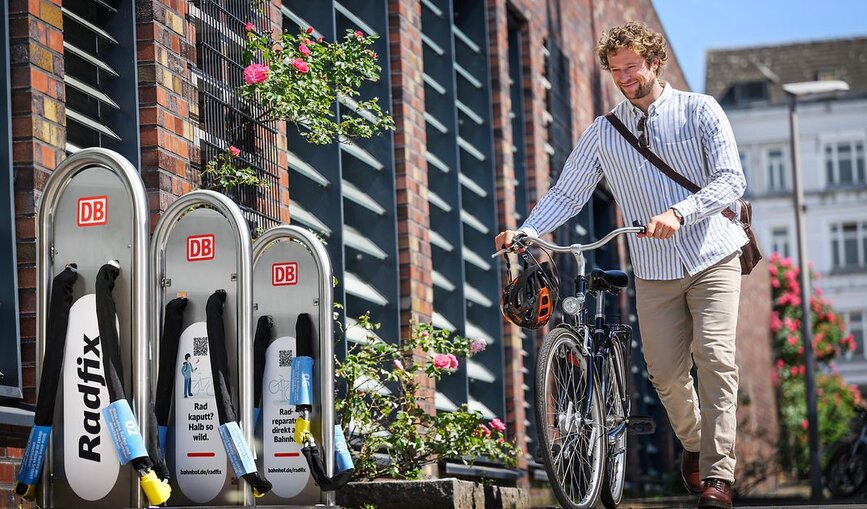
[705,36,867,107]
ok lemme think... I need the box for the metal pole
[788,94,822,498]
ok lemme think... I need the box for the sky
[651,0,867,93]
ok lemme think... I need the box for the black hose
[15,265,79,499]
[205,290,272,497]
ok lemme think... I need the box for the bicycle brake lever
[632,220,647,234]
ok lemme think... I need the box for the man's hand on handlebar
[638,209,680,240]
[493,230,528,257]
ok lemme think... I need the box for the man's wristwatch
[670,207,684,225]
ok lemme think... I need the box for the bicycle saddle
[589,268,628,291]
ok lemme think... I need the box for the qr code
[193,337,209,357]
[279,350,294,367]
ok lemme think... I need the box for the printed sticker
[77,196,108,227]
[186,234,215,262]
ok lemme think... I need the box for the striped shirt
[521,83,748,280]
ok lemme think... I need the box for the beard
[620,77,656,100]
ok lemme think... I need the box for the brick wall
[387,0,435,417]
[136,0,199,223]
[4,0,66,500]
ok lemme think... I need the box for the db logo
[77,196,108,227]
[272,262,298,286]
[187,234,215,262]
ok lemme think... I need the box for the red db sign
[77,196,108,227]
[187,234,215,262]
[272,262,298,286]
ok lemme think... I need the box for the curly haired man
[496,22,746,509]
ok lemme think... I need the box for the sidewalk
[610,496,867,508]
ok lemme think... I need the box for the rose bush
[199,146,269,192]
[335,316,517,480]
[240,25,395,144]
[768,252,863,476]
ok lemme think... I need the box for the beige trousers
[634,251,741,483]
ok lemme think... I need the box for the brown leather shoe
[680,450,704,494]
[698,478,733,509]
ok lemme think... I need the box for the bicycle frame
[509,226,643,431]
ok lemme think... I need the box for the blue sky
[652,0,867,93]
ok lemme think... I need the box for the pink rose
[292,58,309,73]
[244,22,255,32]
[355,30,364,38]
[433,354,450,369]
[490,418,506,433]
[469,339,486,354]
[800,419,809,430]
[299,43,311,56]
[243,63,269,85]
[393,359,404,371]
[317,36,323,43]
[477,424,491,438]
[228,146,241,157]
[306,27,314,34]
[446,354,458,370]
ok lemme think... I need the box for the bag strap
[604,112,737,222]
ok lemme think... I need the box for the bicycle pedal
[627,416,656,435]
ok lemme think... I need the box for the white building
[706,37,867,388]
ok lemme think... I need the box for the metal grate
[193,0,282,232]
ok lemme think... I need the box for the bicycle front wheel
[600,339,628,508]
[824,440,867,498]
[535,327,606,509]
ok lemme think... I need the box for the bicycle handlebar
[492,223,646,258]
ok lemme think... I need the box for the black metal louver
[62,0,139,166]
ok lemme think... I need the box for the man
[495,22,746,509]
[182,353,196,398]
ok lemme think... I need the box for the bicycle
[495,224,654,509]
[824,408,867,498]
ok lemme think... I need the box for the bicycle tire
[535,327,605,509]
[824,440,867,498]
[600,339,627,508]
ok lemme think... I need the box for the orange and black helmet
[501,250,558,329]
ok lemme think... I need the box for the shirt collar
[628,81,673,118]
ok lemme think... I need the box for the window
[739,151,752,195]
[770,227,790,258]
[721,81,768,106]
[766,148,787,192]
[0,3,23,398]
[844,311,865,360]
[825,141,866,187]
[831,222,867,269]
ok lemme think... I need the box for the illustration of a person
[182,353,196,398]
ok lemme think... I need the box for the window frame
[830,221,867,270]
[824,139,866,188]
[0,1,23,399]
[764,146,787,193]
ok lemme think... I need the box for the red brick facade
[2,0,776,499]
[387,0,436,416]
[4,0,67,501]
[136,0,200,225]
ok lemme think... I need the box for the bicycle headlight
[562,295,584,316]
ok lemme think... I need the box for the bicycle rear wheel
[600,340,628,509]
[535,327,605,509]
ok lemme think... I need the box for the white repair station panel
[252,226,335,507]
[150,191,254,507]
[37,149,150,508]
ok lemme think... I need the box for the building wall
[728,97,867,389]
[0,0,777,499]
